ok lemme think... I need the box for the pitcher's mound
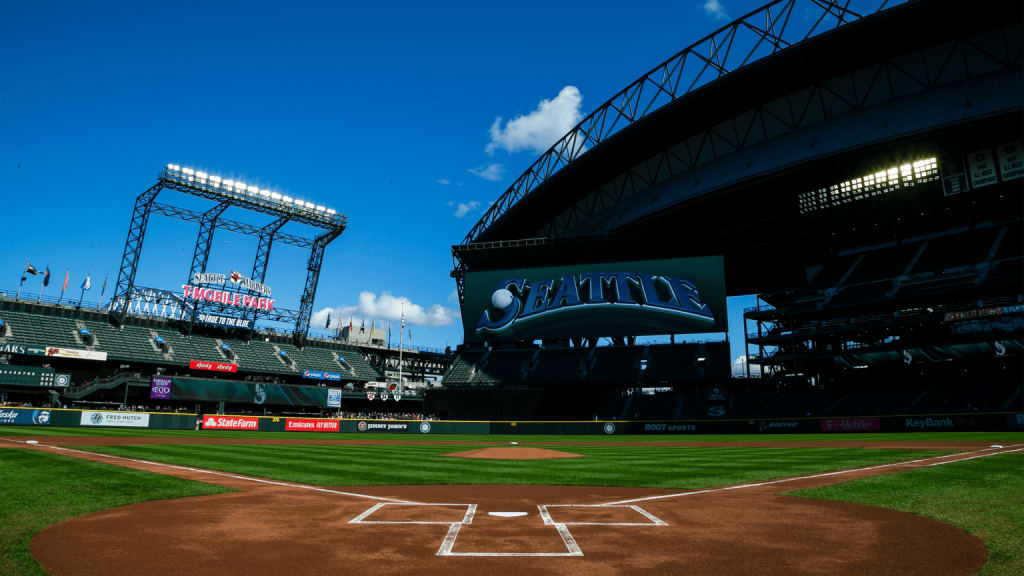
[444,447,583,460]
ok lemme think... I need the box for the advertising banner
[327,388,342,408]
[196,313,252,330]
[302,370,342,381]
[201,415,260,430]
[44,347,107,361]
[0,408,52,426]
[189,360,238,373]
[820,417,881,432]
[80,411,150,428]
[462,256,727,343]
[285,418,340,432]
[150,376,172,400]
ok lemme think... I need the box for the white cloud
[732,355,762,378]
[703,0,728,21]
[438,178,450,186]
[486,86,583,155]
[467,163,505,182]
[312,291,459,330]
[447,289,458,303]
[453,200,480,218]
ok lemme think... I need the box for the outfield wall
[197,412,1024,434]
[0,407,196,429]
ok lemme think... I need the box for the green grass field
[0,449,231,576]
[0,429,1020,575]
[793,453,1023,576]
[81,443,947,488]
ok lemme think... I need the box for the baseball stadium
[1,0,1022,574]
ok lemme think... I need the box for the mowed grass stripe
[3,425,1023,444]
[81,444,948,489]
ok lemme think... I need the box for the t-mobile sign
[150,376,172,400]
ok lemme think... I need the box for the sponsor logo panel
[0,408,51,426]
[285,418,340,432]
[80,411,150,428]
[642,423,697,432]
[45,347,107,361]
[820,418,881,432]
[201,415,260,430]
[150,376,172,400]
[302,370,342,381]
[356,421,410,432]
[189,360,238,373]
[327,388,342,408]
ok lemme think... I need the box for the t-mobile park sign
[183,270,274,311]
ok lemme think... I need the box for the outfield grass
[0,449,231,576]
[2,425,1022,444]
[80,443,948,488]
[792,453,1023,576]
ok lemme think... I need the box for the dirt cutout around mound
[5,439,1014,576]
[444,446,584,460]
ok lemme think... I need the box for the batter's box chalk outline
[539,504,668,527]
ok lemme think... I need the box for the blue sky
[0,0,760,364]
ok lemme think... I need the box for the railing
[0,289,106,311]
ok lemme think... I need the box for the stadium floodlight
[159,164,344,226]
[798,156,939,214]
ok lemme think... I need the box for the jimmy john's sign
[463,256,726,342]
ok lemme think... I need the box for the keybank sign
[465,257,726,342]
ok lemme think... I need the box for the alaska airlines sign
[464,257,726,342]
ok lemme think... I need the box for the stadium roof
[460,0,909,247]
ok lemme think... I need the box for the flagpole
[398,305,404,396]
[58,269,68,305]
[17,259,29,300]
[36,263,49,303]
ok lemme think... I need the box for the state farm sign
[285,418,340,432]
[201,415,259,430]
[189,360,238,373]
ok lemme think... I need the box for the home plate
[26,440,39,444]
[489,511,528,518]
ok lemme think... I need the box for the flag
[62,270,69,291]
[100,275,107,296]
[325,312,332,329]
[25,263,38,275]
[81,276,91,291]
[43,266,51,287]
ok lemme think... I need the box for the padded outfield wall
[195,412,1024,434]
[0,407,196,429]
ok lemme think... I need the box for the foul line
[601,445,1024,506]
[926,446,1024,466]
[1,438,417,504]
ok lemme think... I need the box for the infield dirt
[3,438,1002,575]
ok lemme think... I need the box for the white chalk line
[926,446,1024,465]
[601,444,1024,506]
[1,438,417,504]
